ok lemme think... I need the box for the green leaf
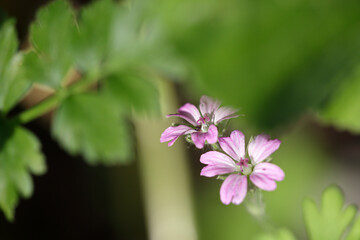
[346,216,360,240]
[0,20,31,113]
[103,70,160,114]
[0,119,46,220]
[303,185,357,240]
[28,0,76,88]
[72,0,115,72]
[254,228,296,240]
[320,66,360,134]
[52,93,132,165]
[30,0,76,59]
[74,0,145,72]
[74,0,186,78]
[22,50,70,89]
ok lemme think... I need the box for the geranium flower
[200,130,284,205]
[160,96,238,149]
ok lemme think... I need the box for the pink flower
[160,96,238,149]
[200,130,284,205]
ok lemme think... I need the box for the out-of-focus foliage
[0,21,43,221]
[53,93,132,165]
[25,0,165,165]
[346,216,360,240]
[0,0,170,219]
[103,70,160,114]
[254,228,296,240]
[27,0,76,88]
[144,0,360,130]
[254,185,360,240]
[71,0,185,77]
[0,119,46,221]
[303,185,358,240]
[320,66,360,133]
[0,20,30,113]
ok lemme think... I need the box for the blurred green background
[1,0,360,239]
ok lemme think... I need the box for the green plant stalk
[245,186,275,233]
[11,72,98,124]
[12,89,67,124]
[134,79,198,240]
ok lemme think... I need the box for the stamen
[196,118,205,125]
[236,158,251,175]
[204,113,210,122]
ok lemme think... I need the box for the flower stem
[11,72,97,124]
[134,79,198,240]
[244,187,275,232]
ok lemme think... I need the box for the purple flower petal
[247,134,281,164]
[191,125,218,149]
[219,130,245,161]
[249,173,277,191]
[214,106,239,124]
[205,124,218,144]
[252,162,285,181]
[160,125,196,147]
[199,96,220,116]
[200,165,236,177]
[200,151,235,166]
[220,174,247,205]
[191,132,206,149]
[167,103,201,126]
[200,151,237,177]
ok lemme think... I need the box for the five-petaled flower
[200,130,284,205]
[160,96,238,149]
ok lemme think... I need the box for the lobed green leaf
[254,228,297,240]
[28,0,76,88]
[0,119,46,220]
[320,66,360,134]
[346,216,360,240]
[0,20,31,113]
[52,92,132,165]
[303,185,357,240]
[30,0,76,59]
[103,70,160,114]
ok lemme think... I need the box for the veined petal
[160,125,195,147]
[191,132,206,149]
[200,151,237,177]
[214,106,239,124]
[191,126,218,148]
[167,103,201,126]
[250,173,277,191]
[200,165,237,177]
[247,134,281,164]
[219,130,245,161]
[200,151,237,168]
[205,125,218,144]
[253,163,285,181]
[199,96,220,116]
[220,174,247,205]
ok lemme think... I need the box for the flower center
[236,158,252,175]
[196,113,211,132]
